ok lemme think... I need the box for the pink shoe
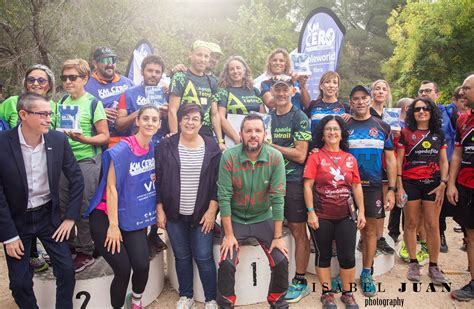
[126,293,143,309]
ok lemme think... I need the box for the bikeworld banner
[298,7,345,100]
[126,39,154,85]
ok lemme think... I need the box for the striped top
[178,143,205,215]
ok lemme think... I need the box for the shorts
[284,181,307,223]
[363,187,385,219]
[402,178,439,201]
[453,184,474,229]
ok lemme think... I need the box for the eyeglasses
[97,57,116,65]
[26,77,48,86]
[60,75,83,82]
[418,88,433,94]
[414,106,432,113]
[24,110,54,119]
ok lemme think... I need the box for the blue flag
[125,39,154,85]
[298,7,345,100]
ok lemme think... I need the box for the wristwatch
[388,186,397,193]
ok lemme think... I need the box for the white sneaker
[176,296,195,309]
[204,300,218,309]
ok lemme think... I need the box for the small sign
[145,86,166,106]
[56,105,82,133]
[290,52,312,76]
[383,108,402,131]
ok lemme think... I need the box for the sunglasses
[97,56,116,65]
[60,75,83,82]
[26,77,48,86]
[414,106,432,113]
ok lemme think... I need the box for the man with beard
[85,47,134,145]
[448,75,474,302]
[216,114,289,308]
[115,55,169,144]
[346,85,397,297]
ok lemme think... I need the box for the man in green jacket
[217,113,289,309]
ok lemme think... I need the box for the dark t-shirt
[398,128,446,180]
[270,106,311,182]
[217,86,263,114]
[304,149,361,220]
[455,110,474,188]
[170,71,218,136]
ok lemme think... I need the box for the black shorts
[284,181,307,223]
[363,187,385,219]
[453,184,474,229]
[402,178,439,201]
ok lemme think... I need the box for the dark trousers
[4,205,75,309]
[217,219,288,308]
[89,210,150,308]
[388,206,405,238]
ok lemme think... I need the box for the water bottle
[397,193,408,208]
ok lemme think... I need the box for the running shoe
[398,241,409,262]
[360,272,377,297]
[451,281,474,301]
[126,293,143,309]
[331,274,342,293]
[74,253,95,273]
[440,233,448,253]
[407,262,421,282]
[30,256,49,273]
[204,300,218,309]
[176,296,195,309]
[377,237,395,255]
[416,242,429,263]
[340,293,359,308]
[428,265,449,285]
[284,279,310,303]
[320,292,337,308]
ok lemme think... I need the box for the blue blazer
[0,127,84,242]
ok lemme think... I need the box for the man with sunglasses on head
[85,47,134,146]
[419,80,458,253]
[0,92,84,309]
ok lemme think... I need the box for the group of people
[0,39,473,309]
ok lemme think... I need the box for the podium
[33,251,164,308]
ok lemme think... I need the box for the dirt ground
[1,217,473,308]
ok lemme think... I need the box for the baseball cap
[350,85,371,97]
[207,42,223,55]
[93,47,116,60]
[191,40,211,51]
[270,75,294,87]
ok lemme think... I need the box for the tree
[382,0,474,102]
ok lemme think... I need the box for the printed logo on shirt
[129,158,155,176]
[330,166,345,188]
[369,127,379,138]
[348,129,354,135]
[136,95,149,106]
[98,85,129,99]
[227,92,248,114]
[422,141,432,149]
[346,158,354,169]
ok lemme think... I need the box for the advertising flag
[126,39,154,85]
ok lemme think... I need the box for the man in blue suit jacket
[0,92,84,309]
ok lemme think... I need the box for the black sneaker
[451,281,474,301]
[377,237,395,255]
[440,233,448,253]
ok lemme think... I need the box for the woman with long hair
[304,115,365,308]
[217,55,265,144]
[257,48,311,110]
[396,97,449,285]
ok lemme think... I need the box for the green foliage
[383,0,474,103]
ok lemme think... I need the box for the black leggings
[89,210,150,308]
[309,217,356,269]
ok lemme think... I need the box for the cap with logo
[207,42,223,55]
[191,40,211,52]
[270,75,294,87]
[93,47,117,61]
